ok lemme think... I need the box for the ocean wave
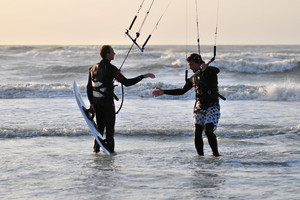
[47,55,300,75]
[1,45,98,56]
[119,45,300,74]
[1,82,300,101]
[0,127,90,138]
[137,82,300,101]
[221,83,300,101]
[43,65,90,74]
[224,160,298,167]
[217,59,300,74]
[2,45,300,82]
[218,125,300,139]
[0,126,193,139]
[1,125,298,139]
[0,83,73,98]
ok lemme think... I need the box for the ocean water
[0,45,299,200]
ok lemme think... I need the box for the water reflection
[190,156,226,198]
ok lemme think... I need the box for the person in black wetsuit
[152,53,221,156]
[87,45,155,153]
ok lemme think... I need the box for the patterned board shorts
[193,103,221,128]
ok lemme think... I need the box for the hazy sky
[0,0,299,45]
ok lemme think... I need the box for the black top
[163,66,220,105]
[87,59,144,104]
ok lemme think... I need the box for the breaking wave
[1,82,300,101]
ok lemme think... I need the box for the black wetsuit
[163,66,221,156]
[87,59,144,153]
[164,66,220,106]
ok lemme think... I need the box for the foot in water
[93,138,100,153]
[198,152,204,156]
[102,139,114,153]
[94,138,115,154]
[213,152,221,157]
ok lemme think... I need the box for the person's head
[187,53,204,73]
[99,45,115,60]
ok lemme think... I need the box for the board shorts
[193,102,220,128]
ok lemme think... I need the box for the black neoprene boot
[93,138,100,153]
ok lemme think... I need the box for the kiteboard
[73,81,111,155]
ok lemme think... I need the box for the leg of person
[93,103,105,153]
[103,103,116,153]
[194,124,204,156]
[194,108,206,156]
[93,139,100,153]
[205,123,220,156]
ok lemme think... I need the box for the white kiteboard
[73,81,111,155]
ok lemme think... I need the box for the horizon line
[1,43,300,46]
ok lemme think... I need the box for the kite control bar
[125,30,152,52]
[125,30,143,52]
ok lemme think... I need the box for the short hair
[187,53,204,64]
[99,45,112,59]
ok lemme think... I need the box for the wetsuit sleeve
[114,71,144,87]
[163,80,193,95]
[86,68,94,104]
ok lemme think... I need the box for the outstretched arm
[115,72,155,87]
[152,81,193,97]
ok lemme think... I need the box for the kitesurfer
[87,45,155,153]
[152,53,221,156]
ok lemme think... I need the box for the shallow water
[1,45,299,199]
[1,132,299,200]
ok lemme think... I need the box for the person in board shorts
[87,45,155,153]
[152,53,221,156]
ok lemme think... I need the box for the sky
[0,0,299,45]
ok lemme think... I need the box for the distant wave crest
[0,83,73,98]
[218,58,300,74]
[1,82,300,101]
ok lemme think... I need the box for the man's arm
[153,80,193,97]
[115,71,155,87]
